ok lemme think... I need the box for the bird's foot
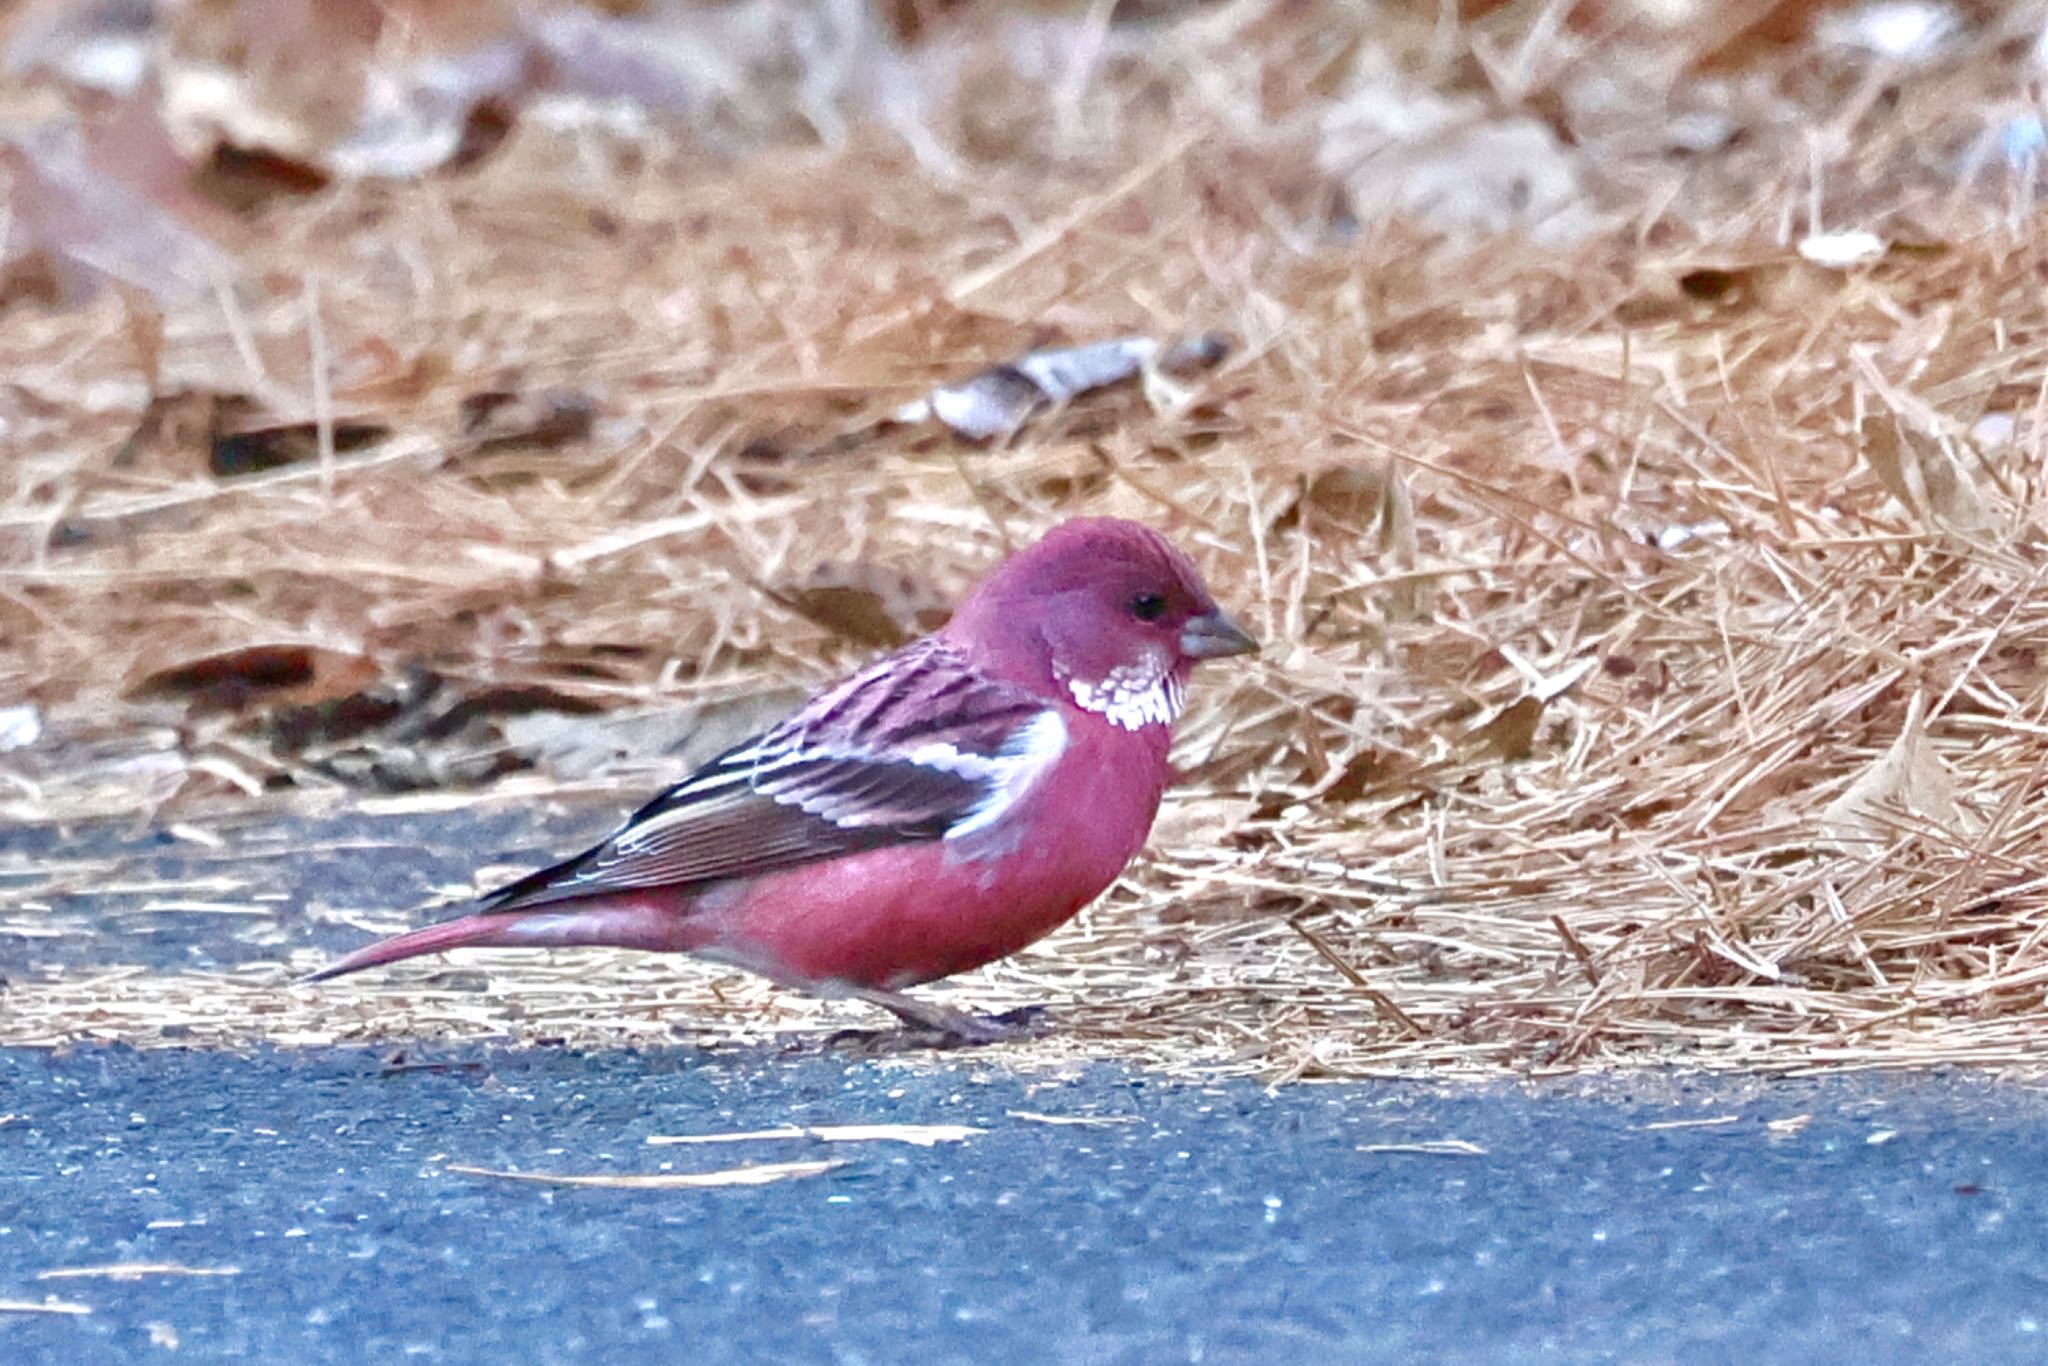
[823,990,1049,1051]
[902,1004,1049,1049]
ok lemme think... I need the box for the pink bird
[302,518,1256,1042]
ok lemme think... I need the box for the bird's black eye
[1129,592,1168,622]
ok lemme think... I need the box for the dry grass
[10,1,2048,1078]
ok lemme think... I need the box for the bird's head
[945,518,1257,730]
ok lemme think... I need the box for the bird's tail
[297,913,521,984]
[298,897,701,985]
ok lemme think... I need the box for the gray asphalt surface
[9,808,2048,1361]
[4,800,592,975]
[4,1048,2048,1363]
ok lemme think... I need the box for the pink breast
[710,723,1170,989]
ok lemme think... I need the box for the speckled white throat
[1059,656,1186,731]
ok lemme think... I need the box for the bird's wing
[477,639,1067,913]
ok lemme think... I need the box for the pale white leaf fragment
[1818,2,1958,64]
[1006,1111,1139,1128]
[0,704,41,753]
[0,1298,91,1315]
[449,1158,846,1189]
[3,0,151,94]
[1655,519,1730,551]
[1798,230,1886,269]
[329,43,529,179]
[1970,412,2016,449]
[1531,656,1601,705]
[38,1263,239,1281]
[1639,1115,1741,1131]
[644,1123,982,1147]
[899,333,1229,440]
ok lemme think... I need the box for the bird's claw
[814,1003,1049,1053]
[982,1004,1050,1035]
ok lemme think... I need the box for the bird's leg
[842,986,1046,1047]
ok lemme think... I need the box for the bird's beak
[1180,610,1259,659]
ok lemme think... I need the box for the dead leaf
[1822,691,1970,852]
[1692,0,1837,70]
[1377,461,1427,620]
[110,390,390,477]
[1860,416,1998,539]
[117,285,165,391]
[1290,462,1385,528]
[457,387,598,453]
[192,141,334,214]
[780,558,950,648]
[1473,695,1544,761]
[4,0,155,94]
[1148,792,1261,848]
[1274,456,1431,617]
[82,76,256,238]
[0,249,66,310]
[783,585,912,649]
[1319,53,1593,244]
[524,5,746,120]
[0,117,240,307]
[267,667,616,790]
[1678,266,1749,302]
[130,645,382,715]
[332,341,452,404]
[1314,744,1420,804]
[448,1158,846,1189]
[896,332,1230,440]
[107,390,248,473]
[162,0,383,162]
[1262,643,1361,698]
[212,416,392,477]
